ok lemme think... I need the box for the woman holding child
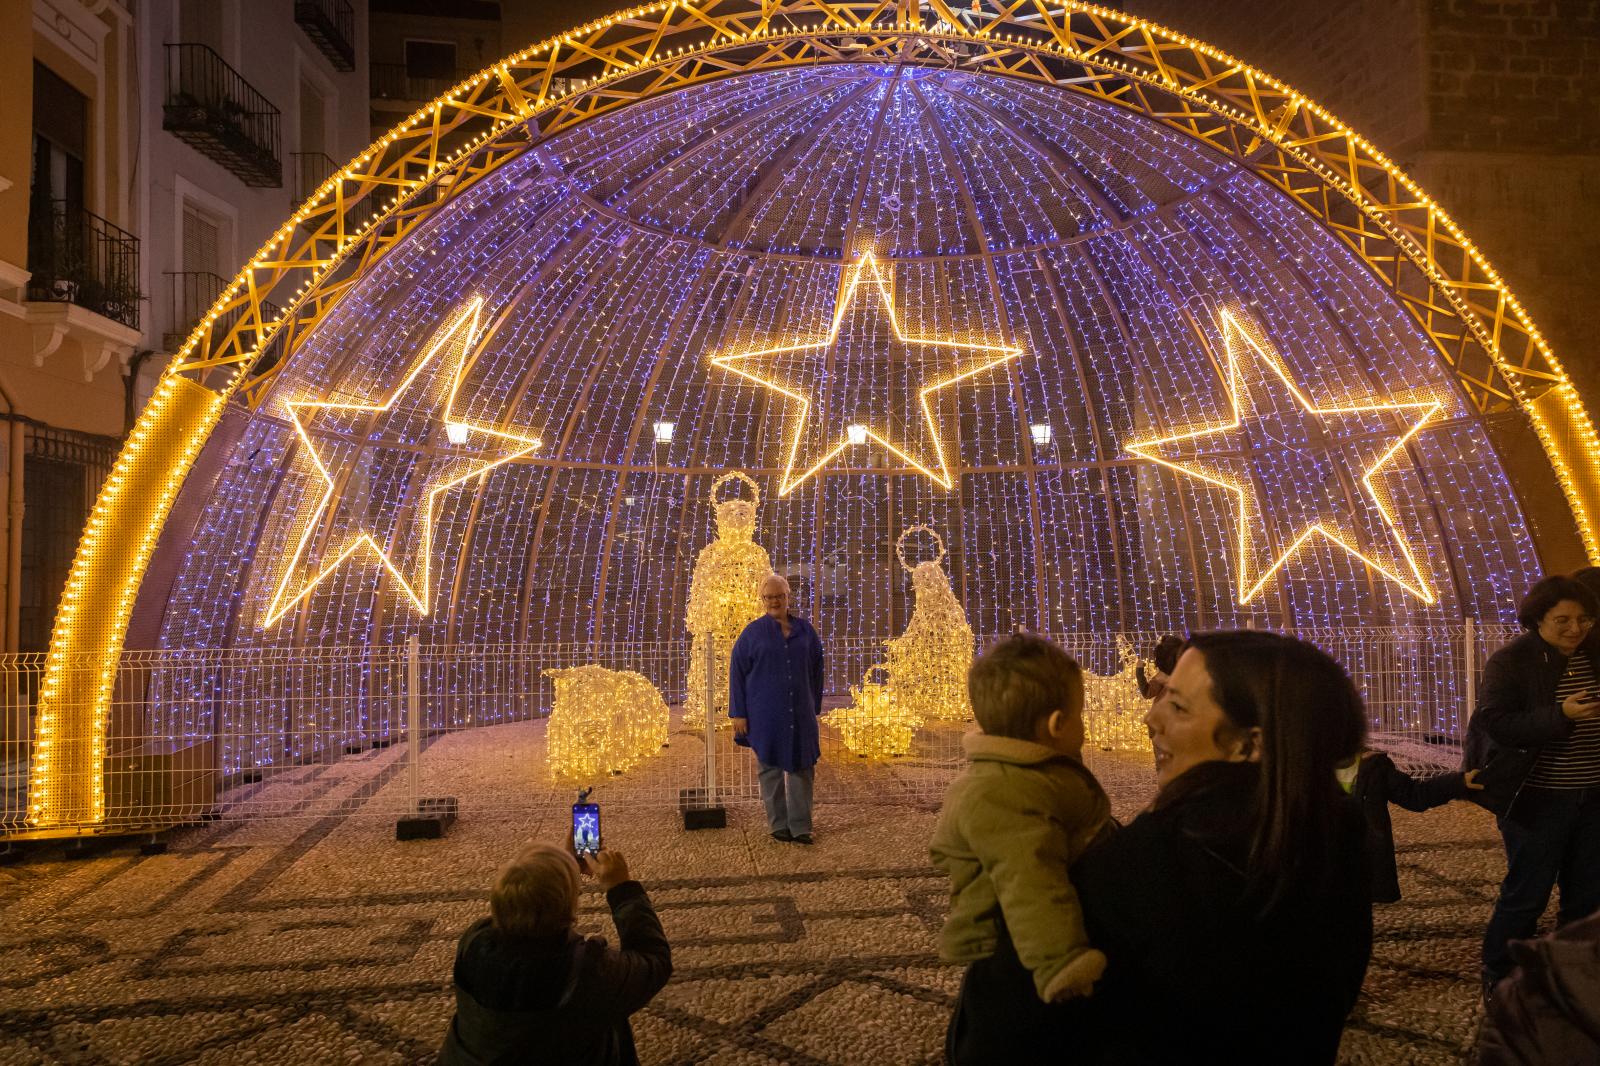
[939,631,1372,1065]
[1073,632,1372,1063]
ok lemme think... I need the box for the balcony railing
[294,0,356,72]
[165,271,282,352]
[26,198,141,330]
[290,151,377,233]
[292,151,336,204]
[163,44,282,187]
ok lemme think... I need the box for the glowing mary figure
[685,473,773,730]
[885,525,974,722]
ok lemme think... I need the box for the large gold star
[710,252,1022,494]
[265,298,539,625]
[1125,310,1442,604]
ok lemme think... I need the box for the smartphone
[572,801,601,857]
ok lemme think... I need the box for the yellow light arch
[25,0,1600,829]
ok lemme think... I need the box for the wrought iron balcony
[26,198,141,330]
[163,44,283,187]
[294,0,356,72]
[165,271,282,352]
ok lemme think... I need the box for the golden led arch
[26,0,1600,828]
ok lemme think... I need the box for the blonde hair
[490,842,580,938]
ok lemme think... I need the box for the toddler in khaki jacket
[930,633,1112,1003]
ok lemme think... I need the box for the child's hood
[961,731,1072,766]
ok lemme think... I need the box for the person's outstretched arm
[1376,754,1470,811]
[585,851,672,1015]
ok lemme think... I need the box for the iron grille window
[19,425,117,655]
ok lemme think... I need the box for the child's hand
[1464,768,1485,791]
[1043,948,1106,1002]
[585,850,632,891]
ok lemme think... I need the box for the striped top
[1526,649,1600,789]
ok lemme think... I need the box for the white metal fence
[0,624,1517,833]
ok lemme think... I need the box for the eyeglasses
[761,594,788,601]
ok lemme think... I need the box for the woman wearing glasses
[1468,574,1600,999]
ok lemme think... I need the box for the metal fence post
[407,634,420,817]
[681,632,726,829]
[703,636,717,807]
[1463,617,1477,729]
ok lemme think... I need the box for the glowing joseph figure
[884,525,974,722]
[684,472,772,730]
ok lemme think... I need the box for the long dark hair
[1180,631,1367,913]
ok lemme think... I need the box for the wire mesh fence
[0,624,1519,834]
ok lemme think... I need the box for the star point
[1126,310,1442,604]
[265,298,538,626]
[711,252,1023,495]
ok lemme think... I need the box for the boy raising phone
[438,836,672,1065]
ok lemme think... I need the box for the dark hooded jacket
[1350,752,1468,903]
[438,880,671,1066]
[1463,631,1582,815]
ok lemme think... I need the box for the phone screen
[572,802,601,857]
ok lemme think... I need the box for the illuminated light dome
[32,2,1597,825]
[159,63,1535,661]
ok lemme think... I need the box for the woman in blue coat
[730,573,825,843]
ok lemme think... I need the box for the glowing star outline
[1125,310,1442,604]
[265,297,538,626]
[710,251,1023,495]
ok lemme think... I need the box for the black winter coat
[1352,753,1468,903]
[1071,762,1373,1065]
[438,880,672,1066]
[1464,632,1581,816]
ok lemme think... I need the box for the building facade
[0,0,368,669]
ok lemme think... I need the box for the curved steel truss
[28,0,1599,827]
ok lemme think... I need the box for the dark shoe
[770,830,793,842]
[792,833,814,845]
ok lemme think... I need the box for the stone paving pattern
[0,726,1529,1065]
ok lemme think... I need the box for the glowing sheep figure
[684,472,772,731]
[884,525,974,722]
[828,665,921,758]
[1081,637,1154,753]
[545,665,670,780]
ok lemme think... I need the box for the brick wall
[1428,0,1600,154]
[1121,0,1431,158]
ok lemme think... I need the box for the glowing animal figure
[1081,637,1154,753]
[828,665,921,758]
[545,665,670,780]
[684,472,772,731]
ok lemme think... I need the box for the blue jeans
[1482,785,1600,984]
[757,763,814,836]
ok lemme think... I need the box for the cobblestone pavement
[0,729,1517,1065]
